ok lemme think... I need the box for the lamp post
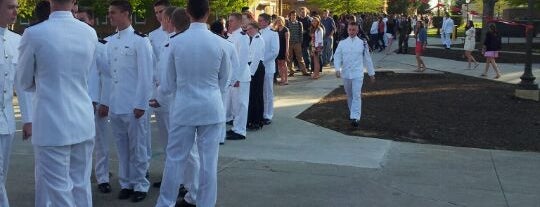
[465,0,470,21]
[515,0,539,101]
[518,0,537,90]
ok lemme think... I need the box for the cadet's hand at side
[134,109,145,119]
[22,123,32,141]
[369,75,376,83]
[98,105,109,118]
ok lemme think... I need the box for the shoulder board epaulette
[99,39,107,44]
[170,32,181,39]
[255,35,260,38]
[240,31,246,35]
[165,43,170,47]
[134,31,147,37]
[270,29,277,32]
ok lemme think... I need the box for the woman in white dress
[463,20,479,69]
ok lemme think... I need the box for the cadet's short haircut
[35,1,51,22]
[172,8,189,33]
[50,0,72,4]
[78,7,94,19]
[187,0,208,20]
[348,21,359,28]
[210,19,224,36]
[247,22,259,30]
[153,0,171,7]
[229,13,242,21]
[288,10,296,16]
[110,0,132,15]
[163,6,177,19]
[258,13,271,23]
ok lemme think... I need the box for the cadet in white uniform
[441,13,454,49]
[155,1,230,206]
[17,1,97,206]
[225,13,251,141]
[333,22,375,127]
[147,0,170,166]
[258,13,279,125]
[104,0,153,202]
[245,22,266,130]
[76,7,114,194]
[0,1,32,206]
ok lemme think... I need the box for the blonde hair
[273,16,285,30]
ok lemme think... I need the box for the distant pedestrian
[414,21,427,72]
[463,20,479,70]
[274,16,290,85]
[310,16,324,79]
[441,12,454,49]
[481,24,502,79]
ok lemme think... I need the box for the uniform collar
[232,28,243,35]
[189,23,207,30]
[49,11,74,19]
[348,36,359,41]
[117,25,134,38]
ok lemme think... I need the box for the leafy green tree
[309,0,383,15]
[209,0,247,18]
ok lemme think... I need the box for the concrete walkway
[6,49,540,206]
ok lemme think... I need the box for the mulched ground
[403,46,540,64]
[297,72,540,152]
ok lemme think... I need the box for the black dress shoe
[219,142,224,145]
[178,185,188,198]
[153,181,162,188]
[350,119,360,127]
[262,119,272,125]
[97,183,112,193]
[175,198,196,207]
[118,188,134,199]
[247,123,262,130]
[131,191,147,202]
[226,120,233,125]
[226,131,246,140]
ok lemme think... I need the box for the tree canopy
[16,0,248,20]
[308,0,383,15]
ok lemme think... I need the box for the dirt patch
[297,72,540,152]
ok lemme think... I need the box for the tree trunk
[481,0,497,43]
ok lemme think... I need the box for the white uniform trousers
[441,32,452,48]
[156,110,200,201]
[0,134,14,207]
[263,75,274,120]
[156,123,222,207]
[110,113,150,192]
[343,78,364,120]
[220,89,229,143]
[155,110,170,151]
[146,110,153,162]
[94,114,111,184]
[34,139,94,207]
[229,82,250,136]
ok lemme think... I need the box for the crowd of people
[0,0,506,206]
[1,0,379,206]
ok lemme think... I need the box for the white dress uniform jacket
[160,23,229,125]
[149,26,169,64]
[333,36,375,79]
[1,28,32,131]
[17,11,96,146]
[259,27,279,75]
[248,34,265,75]
[227,28,251,83]
[105,26,153,114]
